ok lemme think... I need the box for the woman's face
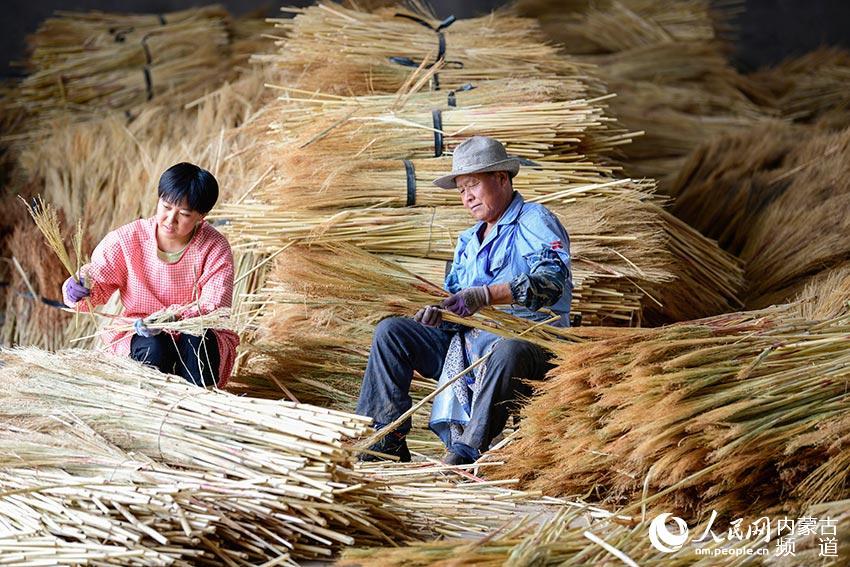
[156,197,204,243]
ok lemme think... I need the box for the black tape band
[403,159,416,206]
[141,34,154,65]
[447,83,475,107]
[111,26,134,42]
[391,13,456,91]
[143,66,154,100]
[432,109,443,157]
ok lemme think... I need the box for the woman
[62,162,239,388]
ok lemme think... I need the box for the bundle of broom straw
[512,0,735,54]
[340,503,761,567]
[0,347,549,563]
[489,306,850,520]
[670,120,800,251]
[671,123,850,308]
[512,0,775,188]
[750,47,850,126]
[14,7,232,124]
[255,1,595,96]
[257,96,631,163]
[253,156,650,210]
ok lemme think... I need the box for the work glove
[64,275,90,305]
[133,318,162,338]
[441,285,491,318]
[413,305,443,327]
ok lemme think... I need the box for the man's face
[156,197,204,242]
[455,172,512,224]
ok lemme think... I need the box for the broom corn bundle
[0,347,557,562]
[672,123,850,308]
[512,0,734,54]
[490,307,850,519]
[256,1,593,95]
[254,156,651,210]
[750,46,850,124]
[12,7,232,127]
[20,196,98,328]
[260,97,632,163]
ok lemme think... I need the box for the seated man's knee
[373,316,409,340]
[489,339,536,366]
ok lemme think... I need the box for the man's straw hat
[432,136,521,189]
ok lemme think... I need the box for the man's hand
[414,305,442,327]
[441,285,491,318]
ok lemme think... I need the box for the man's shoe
[359,434,411,463]
[441,451,473,466]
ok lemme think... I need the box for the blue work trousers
[130,330,220,387]
[355,316,552,452]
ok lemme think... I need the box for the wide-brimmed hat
[432,136,521,189]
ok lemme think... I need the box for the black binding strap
[431,109,443,157]
[391,13,457,91]
[447,83,475,107]
[140,33,154,65]
[111,26,134,42]
[143,66,154,100]
[403,159,416,206]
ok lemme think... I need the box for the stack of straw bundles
[13,6,231,125]
[219,184,743,324]
[513,0,775,189]
[672,124,850,308]
[750,47,850,127]
[0,347,544,563]
[255,2,597,96]
[513,0,731,54]
[489,307,850,519]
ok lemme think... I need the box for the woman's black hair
[157,162,219,214]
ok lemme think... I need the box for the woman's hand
[63,276,90,306]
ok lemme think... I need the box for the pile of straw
[670,120,799,252]
[13,7,232,125]
[514,0,775,188]
[489,307,850,519]
[671,123,850,308]
[1,209,84,350]
[751,47,850,127]
[340,503,758,567]
[0,347,548,563]
[514,0,733,54]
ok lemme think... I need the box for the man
[356,136,572,465]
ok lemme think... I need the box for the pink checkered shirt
[63,217,239,386]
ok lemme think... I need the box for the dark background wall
[3,0,850,78]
